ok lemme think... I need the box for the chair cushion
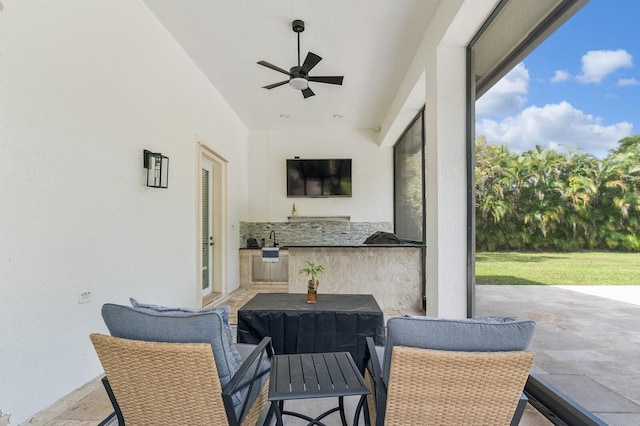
[129,298,242,366]
[101,303,243,407]
[232,343,272,421]
[129,296,215,311]
[235,343,259,360]
[381,316,535,383]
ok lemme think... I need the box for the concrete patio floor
[25,284,640,425]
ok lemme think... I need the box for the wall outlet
[78,291,91,304]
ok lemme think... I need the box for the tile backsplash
[240,220,393,247]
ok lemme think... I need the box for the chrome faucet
[269,231,278,247]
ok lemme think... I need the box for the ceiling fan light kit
[257,19,343,99]
[290,77,309,90]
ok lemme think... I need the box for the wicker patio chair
[378,345,534,425]
[364,316,536,426]
[91,333,271,426]
[98,302,273,425]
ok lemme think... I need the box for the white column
[424,45,468,318]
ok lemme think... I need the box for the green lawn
[475,251,640,285]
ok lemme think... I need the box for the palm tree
[474,134,640,252]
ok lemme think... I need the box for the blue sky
[476,0,639,158]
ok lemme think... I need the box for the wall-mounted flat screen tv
[287,159,352,197]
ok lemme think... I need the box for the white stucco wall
[246,129,393,222]
[424,44,469,318]
[379,0,498,318]
[0,1,249,423]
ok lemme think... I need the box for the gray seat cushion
[128,298,242,365]
[381,316,536,383]
[236,343,260,360]
[232,343,272,420]
[101,303,245,407]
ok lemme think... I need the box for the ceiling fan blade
[302,87,315,99]
[257,61,291,76]
[308,76,344,85]
[300,52,322,73]
[262,80,289,89]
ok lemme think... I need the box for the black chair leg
[101,376,125,425]
[510,392,529,426]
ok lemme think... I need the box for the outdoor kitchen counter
[285,245,424,314]
[282,244,424,248]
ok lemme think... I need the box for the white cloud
[551,70,571,83]
[617,77,639,87]
[576,49,633,84]
[476,63,528,116]
[476,101,632,158]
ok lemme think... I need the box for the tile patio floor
[477,285,640,426]
[23,284,640,425]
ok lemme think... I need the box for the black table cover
[237,293,385,370]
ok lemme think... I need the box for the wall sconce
[143,149,169,188]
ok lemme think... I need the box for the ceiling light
[289,77,309,90]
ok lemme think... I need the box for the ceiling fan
[257,19,344,99]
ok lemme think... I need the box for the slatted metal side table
[266,352,370,426]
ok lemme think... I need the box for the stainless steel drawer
[251,255,289,282]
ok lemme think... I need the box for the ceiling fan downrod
[290,19,307,90]
[292,19,305,67]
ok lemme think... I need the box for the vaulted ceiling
[142,0,440,132]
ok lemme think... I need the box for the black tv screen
[287,159,352,197]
